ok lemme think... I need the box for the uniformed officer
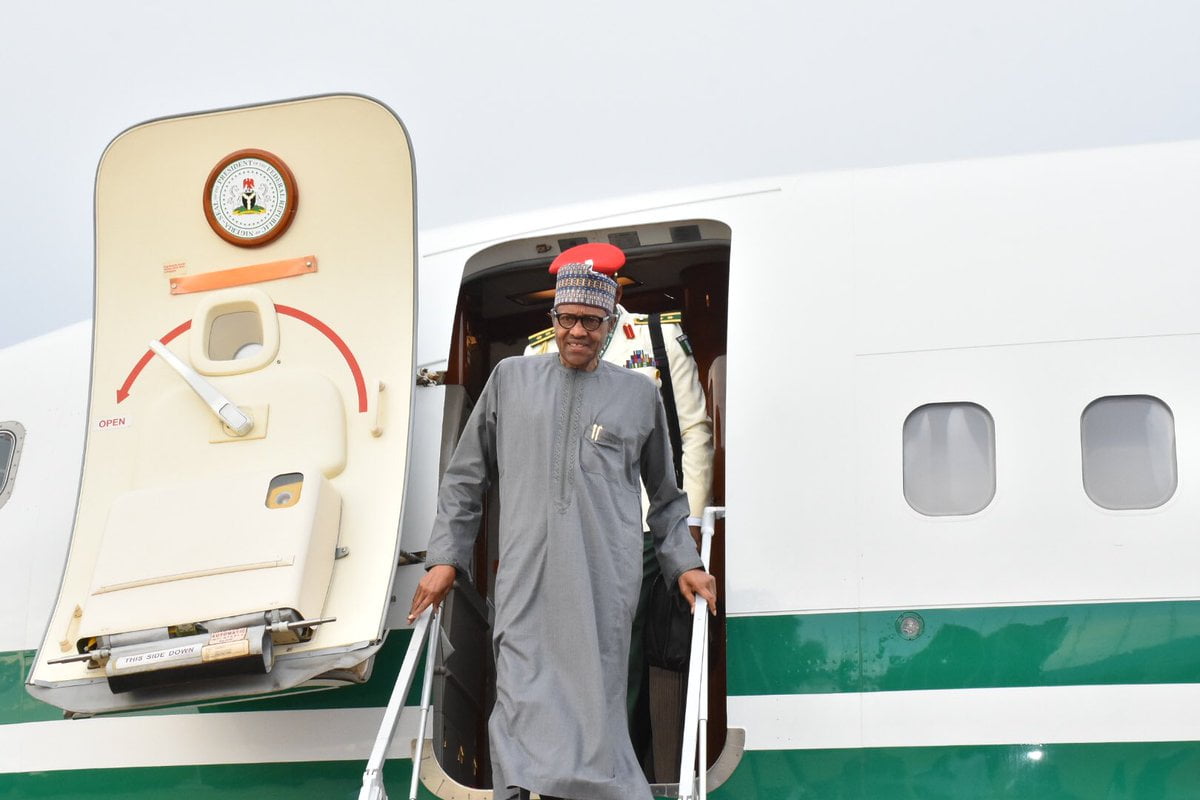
[524,242,714,775]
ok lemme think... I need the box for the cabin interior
[430,218,732,788]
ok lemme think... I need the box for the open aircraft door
[27,95,416,715]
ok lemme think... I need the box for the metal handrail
[409,605,441,800]
[359,605,439,800]
[677,506,725,800]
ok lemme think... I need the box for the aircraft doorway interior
[432,219,730,791]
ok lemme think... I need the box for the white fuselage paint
[0,707,422,772]
[729,684,1200,752]
[0,684,1196,774]
[4,140,1200,790]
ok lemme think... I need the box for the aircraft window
[1081,395,1176,510]
[0,422,25,510]
[0,432,13,488]
[903,403,996,516]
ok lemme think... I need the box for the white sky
[2,0,1199,348]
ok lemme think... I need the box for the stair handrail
[359,605,439,800]
[677,505,724,800]
[409,603,441,800]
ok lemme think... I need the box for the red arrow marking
[275,305,368,413]
[116,320,192,403]
[114,308,368,413]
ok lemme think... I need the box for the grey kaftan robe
[426,354,703,800]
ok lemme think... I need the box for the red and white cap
[549,243,626,276]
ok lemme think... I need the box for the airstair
[359,507,726,800]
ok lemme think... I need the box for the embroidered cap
[554,261,618,311]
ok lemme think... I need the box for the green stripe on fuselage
[710,742,1200,799]
[0,759,419,799]
[726,600,1200,696]
[0,743,1195,799]
[0,649,63,723]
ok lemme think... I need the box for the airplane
[1,93,1198,799]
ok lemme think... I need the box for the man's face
[553,303,613,371]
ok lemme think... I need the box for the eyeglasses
[550,310,612,332]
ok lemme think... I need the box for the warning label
[208,627,248,645]
[203,640,251,662]
[114,642,202,671]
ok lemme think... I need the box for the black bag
[644,571,694,672]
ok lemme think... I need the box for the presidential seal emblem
[203,149,298,247]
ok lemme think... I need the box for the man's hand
[678,568,717,616]
[408,564,456,622]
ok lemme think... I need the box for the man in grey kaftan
[411,260,714,800]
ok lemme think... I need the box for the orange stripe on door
[169,255,318,295]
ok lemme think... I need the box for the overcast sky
[2,0,1199,348]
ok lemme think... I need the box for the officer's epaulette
[527,327,556,347]
[633,310,683,326]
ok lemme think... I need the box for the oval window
[1081,395,1176,510]
[0,422,26,511]
[903,403,996,516]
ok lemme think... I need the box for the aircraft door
[28,95,417,715]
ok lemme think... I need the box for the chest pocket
[579,422,639,495]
